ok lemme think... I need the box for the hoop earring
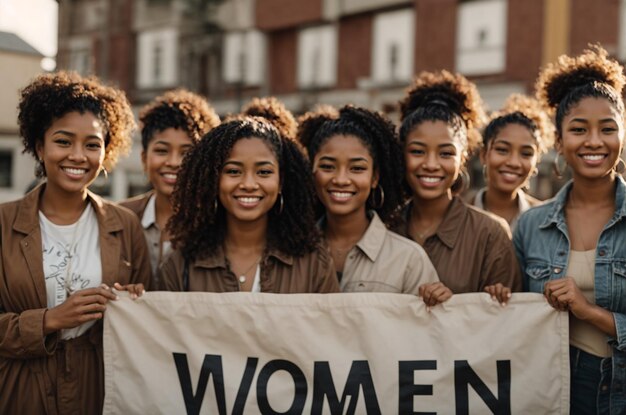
[553,153,567,179]
[370,186,385,209]
[101,167,108,180]
[482,165,488,183]
[454,169,470,194]
[615,158,626,173]
[213,198,219,214]
[523,167,539,192]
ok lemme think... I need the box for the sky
[0,0,58,64]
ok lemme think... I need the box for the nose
[165,150,183,168]
[585,129,603,148]
[67,144,87,162]
[239,172,259,190]
[505,151,522,168]
[331,167,351,186]
[423,152,440,171]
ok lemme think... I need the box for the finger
[79,312,103,323]
[79,294,113,306]
[81,303,107,314]
[435,289,453,303]
[496,288,512,305]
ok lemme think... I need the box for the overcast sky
[0,0,58,57]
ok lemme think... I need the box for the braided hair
[297,104,404,224]
[168,117,319,261]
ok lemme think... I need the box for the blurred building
[55,0,624,199]
[0,31,44,202]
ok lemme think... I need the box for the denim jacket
[513,177,626,411]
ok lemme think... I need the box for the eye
[440,151,455,158]
[521,151,535,158]
[317,163,334,171]
[258,169,274,177]
[602,127,618,134]
[494,146,508,155]
[408,148,425,156]
[86,141,102,150]
[224,167,241,175]
[351,165,367,172]
[53,138,71,146]
[153,147,168,155]
[569,127,585,134]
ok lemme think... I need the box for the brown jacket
[394,196,522,294]
[0,184,151,415]
[119,190,152,218]
[159,244,340,293]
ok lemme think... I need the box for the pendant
[238,275,246,284]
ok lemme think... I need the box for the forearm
[579,303,617,337]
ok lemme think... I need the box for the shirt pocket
[611,261,626,311]
[342,280,402,293]
[524,262,551,293]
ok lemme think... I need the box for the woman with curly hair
[395,70,521,305]
[0,71,151,413]
[297,104,438,293]
[515,45,626,414]
[158,117,339,294]
[120,89,219,287]
[241,96,298,140]
[471,94,555,230]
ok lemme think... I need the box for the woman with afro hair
[515,45,626,414]
[241,96,298,141]
[158,116,339,294]
[472,94,555,230]
[120,89,220,287]
[395,70,521,306]
[0,71,151,413]
[297,104,438,293]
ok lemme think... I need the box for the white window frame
[297,25,338,89]
[372,8,415,84]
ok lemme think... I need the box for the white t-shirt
[39,204,102,340]
[251,265,261,293]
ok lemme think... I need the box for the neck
[224,216,268,253]
[484,187,519,211]
[39,182,89,223]
[569,173,616,208]
[325,207,370,243]
[411,191,452,223]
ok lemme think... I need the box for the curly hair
[18,71,135,175]
[398,70,487,154]
[297,104,405,224]
[241,97,298,141]
[483,94,555,156]
[139,89,220,150]
[168,117,320,261]
[535,45,625,136]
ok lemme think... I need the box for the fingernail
[426,306,431,312]
[115,295,119,301]
[501,302,506,307]
[507,293,512,298]
[142,290,146,295]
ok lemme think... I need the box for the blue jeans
[570,346,611,415]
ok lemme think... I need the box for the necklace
[409,220,438,241]
[234,256,262,285]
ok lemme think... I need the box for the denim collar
[539,176,626,229]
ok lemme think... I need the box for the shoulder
[91,194,144,231]
[516,198,557,231]
[118,191,153,218]
[384,228,429,257]
[464,202,511,237]
[0,198,22,220]
[524,193,543,207]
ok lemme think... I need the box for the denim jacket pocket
[525,262,551,294]
[611,261,626,312]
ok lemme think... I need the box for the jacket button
[598,250,606,257]
[601,384,609,392]
[554,268,562,274]
[557,251,565,256]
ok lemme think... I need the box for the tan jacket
[159,244,340,294]
[0,184,151,415]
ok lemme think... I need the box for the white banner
[103,292,569,414]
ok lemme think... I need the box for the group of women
[0,44,623,414]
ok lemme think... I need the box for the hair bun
[241,97,298,140]
[296,104,339,149]
[536,45,625,110]
[399,70,487,131]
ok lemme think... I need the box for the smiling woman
[159,117,339,294]
[120,89,220,286]
[0,71,151,414]
[394,70,522,304]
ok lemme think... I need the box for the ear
[141,150,147,172]
[35,140,43,161]
[371,168,380,189]
[554,133,563,154]
[479,147,487,165]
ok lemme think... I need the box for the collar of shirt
[317,211,386,262]
[194,244,294,270]
[403,196,468,250]
[141,193,158,230]
[473,187,531,214]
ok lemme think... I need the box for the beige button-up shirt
[321,212,439,294]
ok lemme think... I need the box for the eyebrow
[318,155,370,163]
[569,117,618,124]
[408,140,456,149]
[223,160,276,167]
[52,130,103,139]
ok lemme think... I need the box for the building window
[223,30,266,86]
[456,0,507,75]
[372,8,414,84]
[69,48,91,75]
[137,28,178,89]
[297,25,337,89]
[0,151,12,188]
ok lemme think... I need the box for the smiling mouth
[580,154,607,161]
[161,173,178,183]
[62,167,87,177]
[329,191,354,202]
[417,176,444,187]
[499,171,522,181]
[235,196,262,207]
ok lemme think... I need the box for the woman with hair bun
[241,96,298,141]
[298,104,438,293]
[158,117,339,294]
[120,89,220,287]
[0,71,151,413]
[395,70,521,305]
[516,45,626,414]
[473,94,555,230]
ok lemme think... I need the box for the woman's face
[558,97,624,182]
[404,120,465,201]
[313,134,378,219]
[219,137,280,225]
[36,111,106,195]
[481,123,538,196]
[142,128,194,199]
